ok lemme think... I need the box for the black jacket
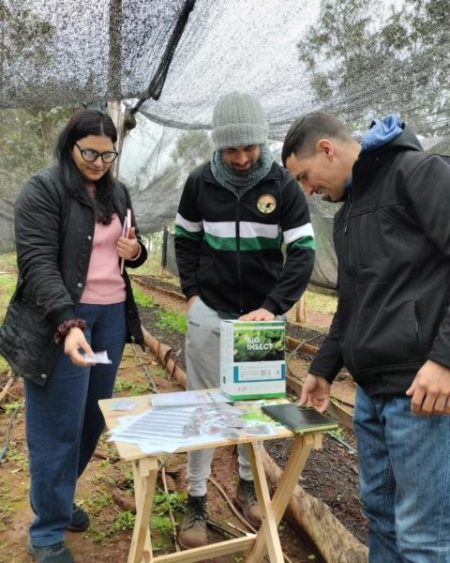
[175,161,315,316]
[0,166,147,386]
[309,130,450,395]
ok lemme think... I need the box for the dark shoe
[236,478,262,527]
[28,541,75,563]
[67,504,89,533]
[178,494,209,549]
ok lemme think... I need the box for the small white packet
[111,400,137,411]
[81,350,112,364]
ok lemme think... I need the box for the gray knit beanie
[211,91,269,150]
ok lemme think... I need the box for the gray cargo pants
[186,297,254,496]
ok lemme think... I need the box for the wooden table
[99,395,327,563]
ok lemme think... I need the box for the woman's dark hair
[55,109,119,224]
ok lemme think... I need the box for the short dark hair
[55,109,119,224]
[282,112,352,166]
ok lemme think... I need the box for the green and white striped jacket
[175,161,315,316]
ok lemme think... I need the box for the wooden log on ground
[262,448,368,563]
[285,335,319,356]
[0,372,15,405]
[141,327,187,388]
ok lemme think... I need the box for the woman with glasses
[0,109,147,563]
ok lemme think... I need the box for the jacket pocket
[187,296,204,327]
[353,299,425,371]
[0,299,57,380]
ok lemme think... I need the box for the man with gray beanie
[175,91,315,549]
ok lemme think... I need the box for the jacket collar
[202,161,282,187]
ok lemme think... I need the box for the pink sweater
[80,213,127,304]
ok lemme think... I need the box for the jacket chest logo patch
[257,194,277,214]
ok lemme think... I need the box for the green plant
[149,366,166,379]
[113,510,135,532]
[87,527,110,545]
[153,491,185,515]
[156,309,187,334]
[85,492,113,514]
[0,504,13,532]
[3,399,23,413]
[131,285,155,308]
[119,463,135,492]
[0,268,17,328]
[0,272,17,289]
[3,442,28,471]
[143,491,187,538]
[114,378,148,395]
[305,288,337,315]
[98,458,112,469]
[329,426,344,440]
[150,515,173,536]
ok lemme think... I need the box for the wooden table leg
[127,457,159,563]
[246,434,315,562]
[245,442,284,562]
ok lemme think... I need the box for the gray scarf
[211,144,274,193]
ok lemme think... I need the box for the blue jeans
[25,302,127,547]
[354,386,450,562]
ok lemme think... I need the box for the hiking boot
[178,494,209,549]
[67,504,89,533]
[28,541,75,563]
[236,478,262,528]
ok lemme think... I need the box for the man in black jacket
[282,111,450,562]
[175,92,315,548]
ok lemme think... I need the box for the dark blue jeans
[354,386,450,562]
[25,302,127,547]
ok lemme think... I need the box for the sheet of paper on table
[108,403,278,454]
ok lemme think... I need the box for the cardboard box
[220,320,286,400]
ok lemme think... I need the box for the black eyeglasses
[75,142,119,164]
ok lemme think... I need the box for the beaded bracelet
[54,319,87,345]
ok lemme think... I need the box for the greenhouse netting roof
[2,0,449,134]
[1,0,449,288]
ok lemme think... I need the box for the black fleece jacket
[309,130,450,395]
[0,166,147,385]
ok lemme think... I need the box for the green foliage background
[0,106,77,200]
[297,0,449,136]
